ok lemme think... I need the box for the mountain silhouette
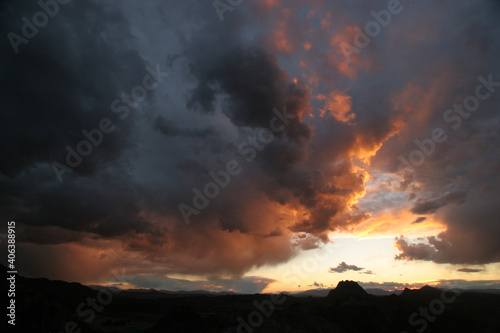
[2,271,499,333]
[327,280,369,299]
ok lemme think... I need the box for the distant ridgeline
[2,270,499,333]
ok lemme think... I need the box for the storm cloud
[1,0,500,287]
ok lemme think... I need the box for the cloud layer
[1,0,499,285]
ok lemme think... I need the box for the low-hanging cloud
[329,262,365,273]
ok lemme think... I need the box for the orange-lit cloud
[352,208,447,238]
[3,0,500,291]
[316,91,355,123]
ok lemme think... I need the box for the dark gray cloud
[394,236,439,262]
[396,197,500,264]
[0,0,146,177]
[360,280,500,291]
[410,191,467,215]
[411,217,427,224]
[359,281,416,291]
[122,274,275,294]
[0,0,155,238]
[155,115,215,138]
[310,281,326,288]
[457,268,484,273]
[329,262,365,273]
[185,43,311,136]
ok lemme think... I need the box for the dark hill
[2,271,500,333]
[327,280,369,299]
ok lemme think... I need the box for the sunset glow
[2,0,500,300]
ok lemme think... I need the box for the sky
[1,0,500,294]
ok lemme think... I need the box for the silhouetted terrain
[2,269,500,333]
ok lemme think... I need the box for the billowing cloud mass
[1,0,500,287]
